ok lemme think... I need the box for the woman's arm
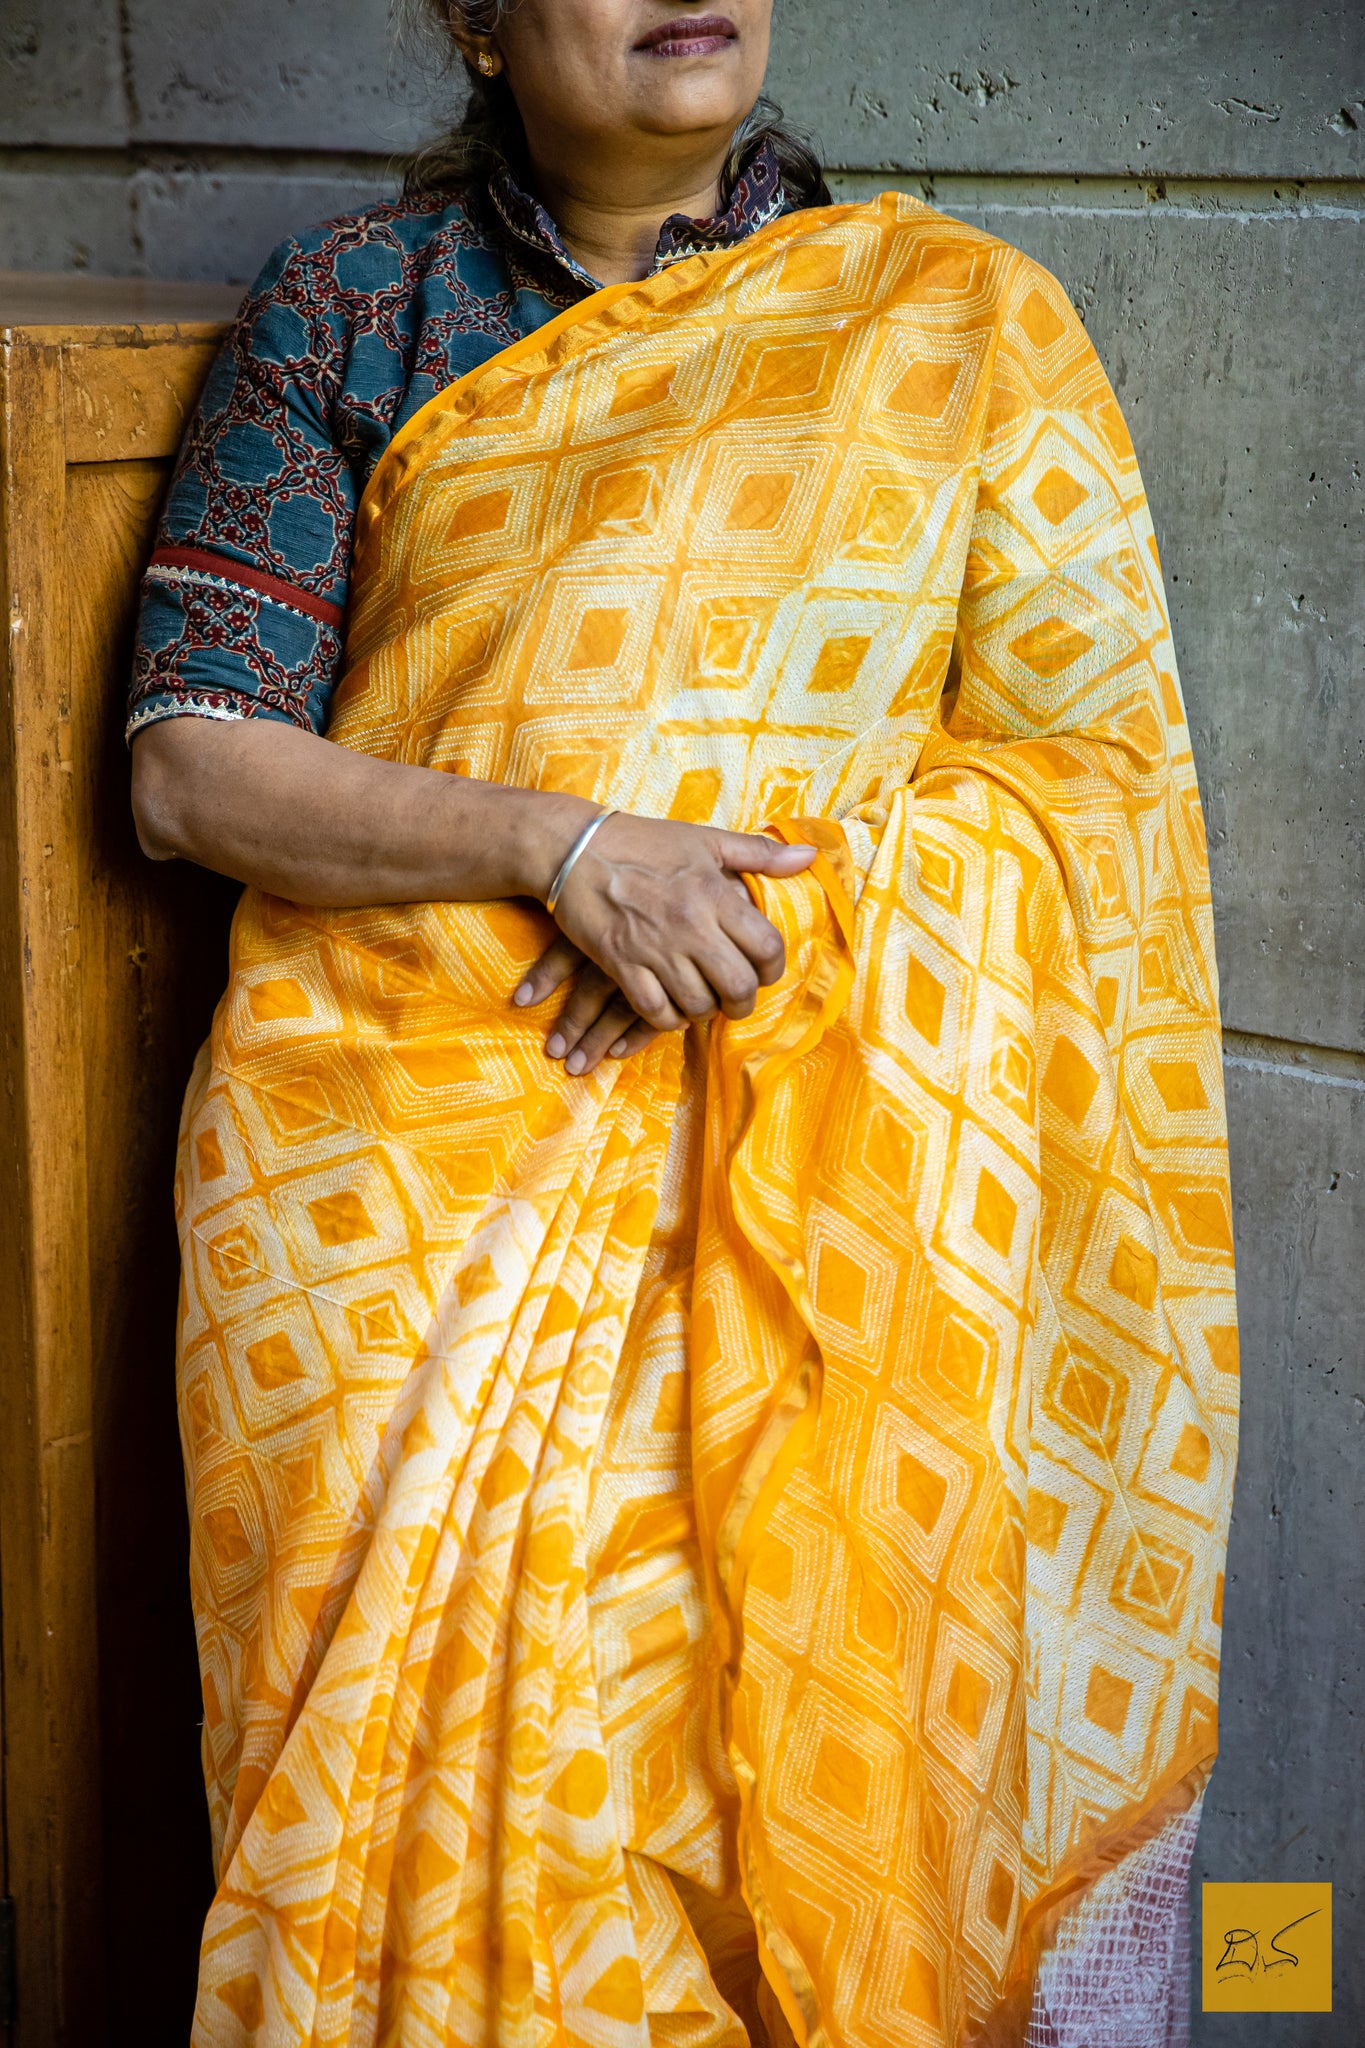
[132,713,592,906]
[132,716,816,1065]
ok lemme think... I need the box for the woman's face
[487,1,773,172]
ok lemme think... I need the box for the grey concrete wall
[3,1,1362,2040]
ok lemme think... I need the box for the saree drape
[177,193,1237,2047]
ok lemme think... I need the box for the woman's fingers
[711,835,811,984]
[532,951,662,1075]
[714,830,817,878]
[544,961,619,1059]
[562,996,641,1075]
[607,1018,659,1061]
[616,965,686,1035]
[657,955,724,1024]
[513,934,583,1008]
[690,930,764,1019]
[715,885,791,987]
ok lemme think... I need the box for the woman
[131,4,1239,2043]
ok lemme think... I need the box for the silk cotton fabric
[176,192,1238,2047]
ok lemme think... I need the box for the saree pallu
[177,193,1238,2047]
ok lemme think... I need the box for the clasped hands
[512,810,817,1076]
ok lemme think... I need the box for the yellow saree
[177,192,1238,2046]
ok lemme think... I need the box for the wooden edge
[0,328,104,2045]
[1,320,231,345]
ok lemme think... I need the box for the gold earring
[476,50,496,76]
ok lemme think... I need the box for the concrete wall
[4,2,1362,2039]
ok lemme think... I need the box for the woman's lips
[634,14,738,57]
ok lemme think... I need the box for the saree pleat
[177,193,1236,2046]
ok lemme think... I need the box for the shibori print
[176,191,1237,2046]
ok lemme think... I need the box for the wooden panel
[0,331,103,2047]
[64,458,235,2041]
[0,314,232,2042]
[63,341,221,463]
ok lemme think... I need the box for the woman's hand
[512,814,817,1074]
[512,938,658,1074]
[128,724,815,1078]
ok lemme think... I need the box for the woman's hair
[401,1,830,209]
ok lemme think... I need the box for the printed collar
[486,136,788,291]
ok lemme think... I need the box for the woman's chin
[623,77,752,139]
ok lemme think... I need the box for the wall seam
[1222,1030,1365,1086]
[0,146,1363,212]
[113,0,146,271]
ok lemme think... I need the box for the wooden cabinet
[0,274,241,2045]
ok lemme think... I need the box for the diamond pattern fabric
[176,193,1236,2045]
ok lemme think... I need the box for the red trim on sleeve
[148,546,346,630]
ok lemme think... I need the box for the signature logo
[1214,1910,1320,1978]
[1201,1883,1331,2014]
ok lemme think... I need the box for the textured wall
[3,2,1361,2039]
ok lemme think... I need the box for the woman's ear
[448,26,504,77]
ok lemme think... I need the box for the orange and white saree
[177,193,1238,2046]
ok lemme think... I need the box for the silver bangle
[545,809,618,916]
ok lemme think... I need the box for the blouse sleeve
[126,232,357,740]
